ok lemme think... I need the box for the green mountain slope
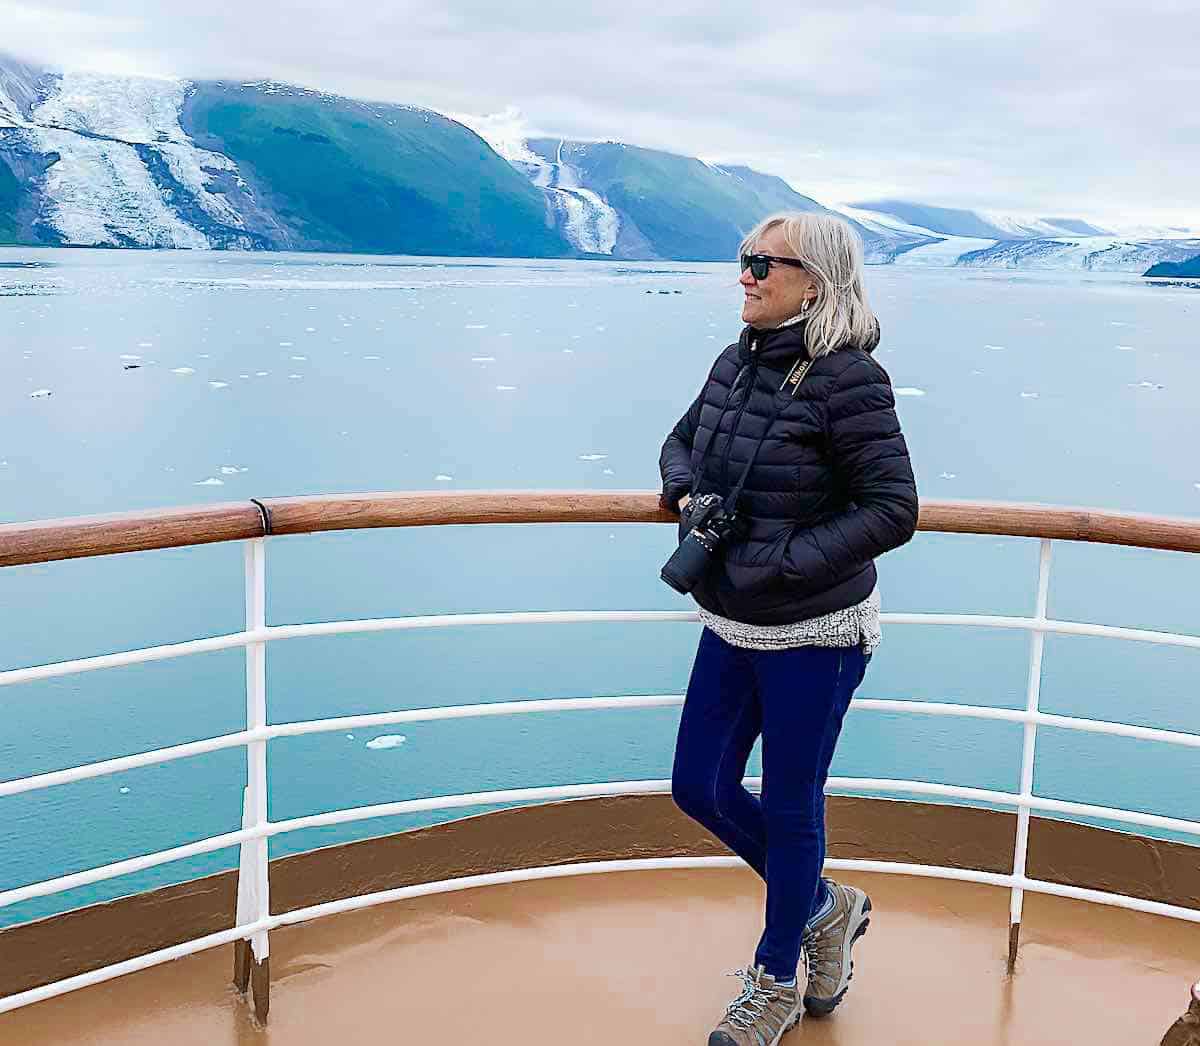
[182,83,572,257]
[526,139,861,261]
[0,155,20,243]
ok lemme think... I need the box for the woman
[659,212,918,1045]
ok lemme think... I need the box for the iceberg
[365,735,407,750]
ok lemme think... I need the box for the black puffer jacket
[659,321,918,624]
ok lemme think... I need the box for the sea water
[1,248,1198,926]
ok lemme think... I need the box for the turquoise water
[1,248,1198,928]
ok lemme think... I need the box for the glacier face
[957,236,1200,271]
[529,140,619,255]
[4,68,257,248]
[452,110,619,255]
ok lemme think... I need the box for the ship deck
[1,867,1193,1045]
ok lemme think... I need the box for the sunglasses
[740,253,807,280]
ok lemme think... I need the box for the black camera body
[660,493,740,594]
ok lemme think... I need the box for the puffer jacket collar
[737,316,882,368]
[737,321,809,369]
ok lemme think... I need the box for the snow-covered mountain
[837,200,1198,272]
[456,113,936,262]
[0,57,567,255]
[848,200,1112,241]
[2,54,1194,272]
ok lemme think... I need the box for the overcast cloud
[3,0,1197,229]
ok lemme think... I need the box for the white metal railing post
[1008,537,1053,971]
[235,537,271,1021]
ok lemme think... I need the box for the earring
[800,298,813,316]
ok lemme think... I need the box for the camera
[660,493,741,594]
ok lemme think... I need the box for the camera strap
[691,354,816,509]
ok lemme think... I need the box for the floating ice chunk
[1110,321,1131,327]
[255,371,269,377]
[563,348,574,354]
[366,734,407,750]
[435,474,453,482]
[1116,345,1136,351]
[279,341,293,347]
[208,381,229,389]
[894,387,925,397]
[195,477,224,486]
[939,472,957,479]
[471,356,495,363]
[984,344,1005,351]
[290,355,307,361]
[220,465,243,475]
[171,366,195,375]
[305,327,316,332]
[1020,391,1039,399]
[138,342,153,348]
[1195,483,1200,491]
[602,468,614,475]
[500,332,513,337]
[496,385,517,391]
[1128,381,1164,390]
[465,324,488,329]
[288,374,303,379]
[29,388,51,398]
[363,354,381,360]
[239,374,250,379]
[120,354,141,361]
[119,787,130,795]
[579,454,607,461]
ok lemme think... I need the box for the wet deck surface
[1,868,1195,1045]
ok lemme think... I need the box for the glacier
[5,68,257,248]
[452,109,619,255]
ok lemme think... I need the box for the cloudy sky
[3,0,1197,229]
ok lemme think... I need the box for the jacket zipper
[720,338,758,491]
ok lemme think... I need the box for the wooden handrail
[0,493,1198,568]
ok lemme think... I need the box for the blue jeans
[671,628,870,981]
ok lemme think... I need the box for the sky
[3,0,1197,231]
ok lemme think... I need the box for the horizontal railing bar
[263,610,700,643]
[6,853,1197,1017]
[6,609,1196,689]
[1,494,1198,568]
[0,501,263,568]
[0,915,274,1014]
[0,826,257,909]
[5,693,1199,802]
[3,613,1196,694]
[0,630,255,688]
[885,613,1200,648]
[265,694,687,740]
[6,775,1200,911]
[0,729,261,798]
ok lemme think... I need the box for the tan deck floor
[1,868,1195,1045]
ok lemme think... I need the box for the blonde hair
[738,212,880,357]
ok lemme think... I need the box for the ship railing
[1,492,1198,1022]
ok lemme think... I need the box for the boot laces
[723,968,781,1030]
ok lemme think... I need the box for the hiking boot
[708,964,803,1045]
[802,880,872,1017]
